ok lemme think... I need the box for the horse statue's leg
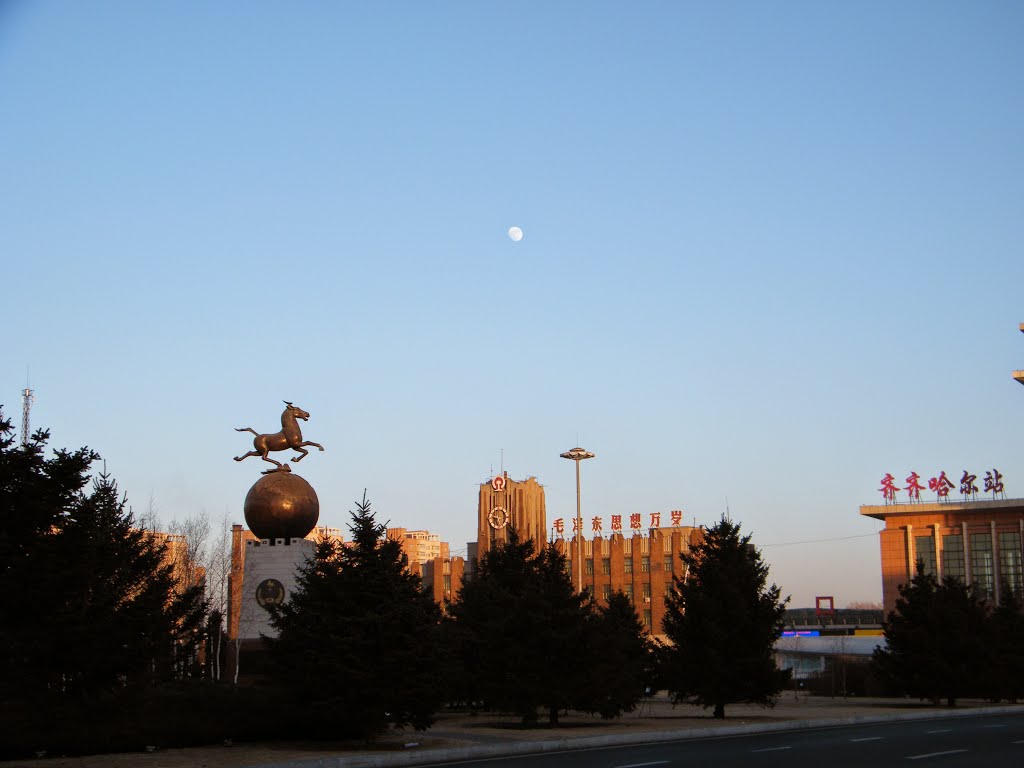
[260,451,284,470]
[235,451,260,462]
[290,441,324,463]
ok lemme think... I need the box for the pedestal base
[237,537,315,641]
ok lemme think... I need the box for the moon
[507,226,523,242]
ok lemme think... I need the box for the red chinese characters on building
[572,517,580,533]
[650,512,661,529]
[629,513,642,531]
[878,469,1007,503]
[879,473,899,503]
[905,472,925,502]
[591,516,602,532]
[610,514,622,532]
[670,510,683,526]
[984,468,1005,497]
[928,471,954,500]
[960,471,978,498]
[553,518,564,536]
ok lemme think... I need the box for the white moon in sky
[507,226,523,242]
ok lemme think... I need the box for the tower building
[477,472,547,555]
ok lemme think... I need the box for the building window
[970,533,994,600]
[914,535,936,576]
[602,557,611,575]
[999,532,1023,599]
[642,582,651,599]
[586,558,594,576]
[443,574,451,593]
[643,609,652,629]
[624,584,634,601]
[641,556,650,573]
[625,558,633,574]
[664,555,673,573]
[942,534,965,582]
[602,584,611,600]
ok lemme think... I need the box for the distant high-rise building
[386,527,450,574]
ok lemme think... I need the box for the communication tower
[21,388,34,448]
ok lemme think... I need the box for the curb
[248,704,1024,768]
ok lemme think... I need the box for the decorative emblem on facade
[488,505,510,529]
[255,578,285,608]
[234,401,325,474]
[491,474,506,492]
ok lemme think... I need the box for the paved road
[414,711,1024,768]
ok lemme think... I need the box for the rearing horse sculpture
[234,401,325,472]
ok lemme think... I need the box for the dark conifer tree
[581,590,655,718]
[52,471,207,692]
[661,515,789,719]
[873,564,989,706]
[447,529,591,726]
[0,411,207,701]
[988,586,1024,702]
[532,543,591,725]
[1,414,95,701]
[266,493,443,739]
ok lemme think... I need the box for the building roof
[859,497,1024,521]
[774,636,885,657]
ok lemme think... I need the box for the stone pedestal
[237,536,315,640]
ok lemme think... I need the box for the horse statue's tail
[235,427,259,435]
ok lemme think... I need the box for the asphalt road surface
[417,711,1024,768]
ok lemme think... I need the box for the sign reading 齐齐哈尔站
[878,469,1005,504]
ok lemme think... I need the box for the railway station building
[861,494,1024,614]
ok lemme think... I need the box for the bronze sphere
[243,471,320,540]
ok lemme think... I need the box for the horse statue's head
[283,401,311,421]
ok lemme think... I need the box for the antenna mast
[21,387,34,448]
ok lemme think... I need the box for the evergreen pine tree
[266,493,443,739]
[873,564,989,706]
[0,412,207,701]
[0,413,96,700]
[988,586,1024,702]
[661,515,789,719]
[447,529,591,726]
[581,590,655,718]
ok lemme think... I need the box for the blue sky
[3,2,1022,606]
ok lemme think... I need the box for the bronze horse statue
[234,401,325,472]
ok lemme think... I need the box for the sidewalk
[8,694,1023,768]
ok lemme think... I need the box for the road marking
[850,737,883,742]
[1012,739,1024,744]
[982,724,1006,728]
[925,729,951,734]
[751,746,791,753]
[907,749,968,760]
[615,762,669,768]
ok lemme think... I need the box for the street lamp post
[560,446,595,593]
[1014,322,1024,385]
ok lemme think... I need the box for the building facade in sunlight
[861,491,1024,614]
[436,472,702,635]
